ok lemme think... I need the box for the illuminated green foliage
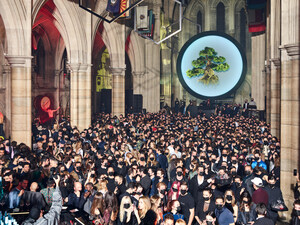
[186,47,229,84]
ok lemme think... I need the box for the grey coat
[22,187,62,225]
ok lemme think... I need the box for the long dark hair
[104,191,118,213]
[90,192,104,216]
[239,191,253,212]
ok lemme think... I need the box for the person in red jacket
[251,177,269,205]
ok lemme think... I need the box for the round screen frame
[176,31,247,99]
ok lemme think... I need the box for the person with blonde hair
[147,153,159,168]
[150,195,163,224]
[138,196,157,225]
[73,141,83,157]
[73,154,82,163]
[138,196,151,219]
[96,179,108,195]
[118,196,141,225]
[175,219,186,225]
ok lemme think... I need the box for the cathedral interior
[0,0,299,222]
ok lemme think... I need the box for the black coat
[253,216,274,225]
[265,185,284,222]
[67,192,86,210]
[140,210,157,225]
[195,200,215,223]
[117,212,139,225]
[157,154,168,170]
[188,176,209,202]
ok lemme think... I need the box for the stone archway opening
[32,0,68,126]
[92,22,111,117]
[125,52,133,114]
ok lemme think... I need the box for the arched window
[240,8,246,49]
[216,2,225,32]
[197,11,203,33]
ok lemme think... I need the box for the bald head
[30,182,38,192]
[74,182,82,192]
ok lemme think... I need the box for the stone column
[279,0,299,220]
[54,69,62,111]
[265,65,271,123]
[208,7,216,31]
[227,6,234,36]
[143,1,160,113]
[78,64,92,130]
[69,63,80,128]
[3,64,11,136]
[6,56,32,146]
[132,71,145,95]
[85,65,92,128]
[251,34,266,110]
[161,48,172,106]
[270,58,281,137]
[269,0,281,138]
[111,67,126,116]
[69,64,92,131]
[280,44,300,220]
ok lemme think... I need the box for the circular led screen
[177,31,247,99]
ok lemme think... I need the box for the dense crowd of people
[0,104,298,225]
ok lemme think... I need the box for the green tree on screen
[186,47,229,85]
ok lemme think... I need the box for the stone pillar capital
[110,67,126,75]
[67,63,80,72]
[5,55,33,67]
[132,71,145,77]
[79,64,93,72]
[270,58,281,69]
[2,64,11,73]
[284,43,300,59]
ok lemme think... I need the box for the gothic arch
[53,0,88,64]
[32,0,48,23]
[0,0,29,56]
[235,0,246,12]
[102,22,126,69]
[126,30,145,74]
[91,19,111,63]
[91,19,125,70]
[33,0,91,65]
[185,0,205,19]
[32,0,67,71]
[92,0,108,43]
[210,0,230,8]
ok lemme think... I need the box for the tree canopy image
[186,47,229,85]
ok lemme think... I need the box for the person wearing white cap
[251,177,269,206]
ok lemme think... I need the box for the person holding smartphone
[118,195,141,225]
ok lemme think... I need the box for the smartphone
[294,169,297,176]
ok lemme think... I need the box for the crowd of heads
[0,107,291,224]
